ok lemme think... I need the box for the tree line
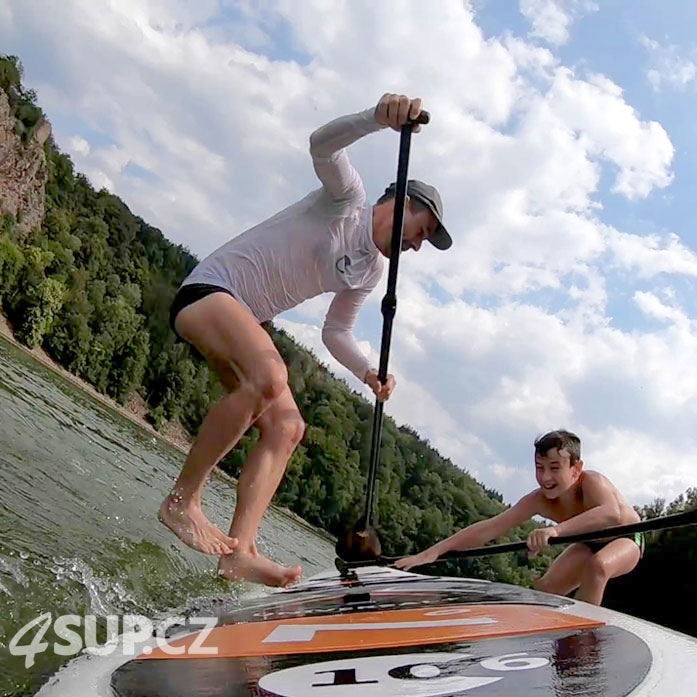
[1,56,695,625]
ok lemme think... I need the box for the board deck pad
[140,604,604,659]
[112,625,652,697]
[203,574,570,629]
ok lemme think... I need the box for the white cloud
[607,229,697,279]
[2,0,696,509]
[69,135,90,156]
[641,35,697,93]
[545,70,674,199]
[634,291,688,327]
[585,427,697,503]
[519,0,598,46]
[492,463,518,482]
[0,3,13,31]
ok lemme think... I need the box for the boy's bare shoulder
[580,469,625,503]
[581,469,616,490]
[515,488,546,513]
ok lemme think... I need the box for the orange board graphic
[141,605,604,660]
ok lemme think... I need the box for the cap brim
[428,224,452,250]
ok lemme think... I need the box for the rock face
[0,90,50,234]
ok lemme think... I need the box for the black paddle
[337,507,697,571]
[336,109,430,563]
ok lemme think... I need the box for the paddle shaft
[345,508,697,569]
[363,111,429,528]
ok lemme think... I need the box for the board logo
[141,605,603,660]
[261,608,496,646]
[112,623,652,697]
[259,651,549,697]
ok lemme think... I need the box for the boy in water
[396,430,643,606]
[160,93,452,587]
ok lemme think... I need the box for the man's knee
[209,354,287,402]
[279,415,306,449]
[259,409,305,451]
[248,357,288,405]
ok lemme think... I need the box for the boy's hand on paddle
[394,548,438,571]
[365,369,396,402]
[375,93,424,132]
[527,527,558,558]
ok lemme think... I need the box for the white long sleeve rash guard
[180,107,387,382]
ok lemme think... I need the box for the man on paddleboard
[161,93,452,587]
[397,430,643,606]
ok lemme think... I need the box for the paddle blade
[336,523,382,562]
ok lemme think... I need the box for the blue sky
[3,0,697,506]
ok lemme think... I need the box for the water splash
[50,557,140,618]
[0,554,29,585]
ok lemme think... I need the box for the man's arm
[322,279,396,401]
[395,491,541,570]
[321,287,374,383]
[309,108,385,201]
[309,93,424,200]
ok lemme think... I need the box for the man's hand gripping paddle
[336,109,430,563]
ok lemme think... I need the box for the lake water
[0,336,336,696]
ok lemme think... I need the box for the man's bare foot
[217,549,302,587]
[158,494,238,555]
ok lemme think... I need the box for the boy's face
[535,447,582,499]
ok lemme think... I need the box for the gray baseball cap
[384,179,452,250]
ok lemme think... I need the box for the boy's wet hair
[534,430,581,465]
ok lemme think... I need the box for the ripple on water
[0,336,336,696]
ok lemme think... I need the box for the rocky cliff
[0,89,50,234]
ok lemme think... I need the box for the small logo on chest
[335,255,352,274]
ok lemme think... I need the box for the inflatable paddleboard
[37,566,697,696]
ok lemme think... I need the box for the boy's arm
[553,473,622,537]
[395,491,540,570]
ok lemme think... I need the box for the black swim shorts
[583,532,645,558]
[169,283,235,339]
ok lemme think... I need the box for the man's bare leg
[218,386,304,587]
[159,292,289,556]
[576,539,641,606]
[158,391,256,555]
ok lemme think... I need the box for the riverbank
[0,311,193,453]
[0,311,336,544]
